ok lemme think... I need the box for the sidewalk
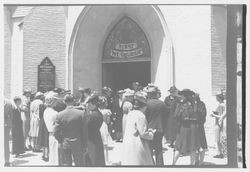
[8,116,228,166]
[9,141,227,166]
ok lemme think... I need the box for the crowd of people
[4,82,227,166]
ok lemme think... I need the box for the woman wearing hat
[122,92,155,165]
[111,90,125,142]
[98,95,113,165]
[12,96,25,157]
[164,86,179,148]
[43,91,60,165]
[86,94,105,166]
[29,92,44,152]
[77,87,92,106]
[192,93,208,165]
[210,92,227,158]
[37,93,49,162]
[121,89,134,137]
[172,89,200,165]
[21,88,32,150]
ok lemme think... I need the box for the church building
[4,5,244,167]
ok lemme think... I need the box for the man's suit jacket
[145,98,168,133]
[4,99,14,128]
[54,106,88,149]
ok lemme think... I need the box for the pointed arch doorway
[102,17,151,91]
[69,5,174,97]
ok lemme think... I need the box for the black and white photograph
[1,0,248,169]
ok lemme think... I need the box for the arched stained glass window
[103,17,151,59]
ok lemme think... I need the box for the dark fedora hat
[168,86,178,92]
[179,89,195,97]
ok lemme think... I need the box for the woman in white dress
[29,92,43,151]
[98,96,113,164]
[43,91,59,165]
[121,89,134,137]
[122,92,155,165]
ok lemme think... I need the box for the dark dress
[195,100,208,150]
[87,108,105,166]
[164,95,179,143]
[111,98,123,140]
[174,102,199,155]
[37,103,49,148]
[12,107,25,155]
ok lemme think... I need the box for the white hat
[45,91,59,106]
[35,92,43,98]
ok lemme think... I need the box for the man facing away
[54,94,88,166]
[4,99,14,166]
[144,85,168,166]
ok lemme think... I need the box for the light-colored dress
[122,110,154,165]
[122,101,133,137]
[99,109,112,145]
[44,107,59,165]
[29,99,43,137]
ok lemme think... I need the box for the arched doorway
[69,5,174,97]
[102,16,151,91]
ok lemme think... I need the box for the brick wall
[211,6,227,95]
[23,6,66,92]
[4,7,12,99]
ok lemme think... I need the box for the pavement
[7,116,235,166]
[8,141,227,167]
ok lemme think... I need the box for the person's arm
[210,113,221,119]
[218,104,227,124]
[135,114,154,140]
[53,115,63,143]
[174,103,183,120]
[81,112,88,152]
[199,103,207,124]
[21,98,29,113]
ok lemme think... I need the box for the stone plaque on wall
[38,57,55,92]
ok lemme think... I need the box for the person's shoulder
[71,108,86,116]
[91,109,101,116]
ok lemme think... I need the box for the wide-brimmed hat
[134,91,147,104]
[45,91,59,106]
[117,90,126,94]
[147,86,158,93]
[54,88,64,94]
[179,89,195,97]
[102,86,112,93]
[23,88,32,94]
[144,83,159,93]
[123,88,135,97]
[216,93,224,101]
[168,86,179,93]
[35,92,44,99]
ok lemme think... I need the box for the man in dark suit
[4,99,14,166]
[111,90,125,142]
[54,94,88,166]
[145,85,168,166]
